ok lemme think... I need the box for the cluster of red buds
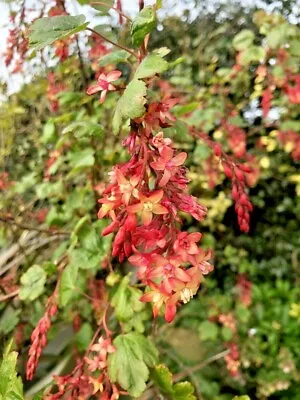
[218,313,240,377]
[221,157,253,233]
[224,343,240,377]
[26,299,57,380]
[87,72,213,323]
[3,23,28,73]
[223,121,246,158]
[236,274,252,306]
[47,72,67,112]
[189,128,254,233]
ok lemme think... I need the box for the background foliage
[0,0,299,399]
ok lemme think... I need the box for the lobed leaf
[19,265,46,301]
[135,53,169,79]
[131,6,157,47]
[113,78,147,134]
[108,332,158,397]
[29,15,88,51]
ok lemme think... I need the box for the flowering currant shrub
[0,1,299,399]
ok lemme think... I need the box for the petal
[174,267,192,282]
[108,83,116,91]
[127,203,142,213]
[148,189,164,204]
[140,291,155,302]
[106,70,122,82]
[188,243,199,255]
[153,204,168,214]
[99,90,107,104]
[141,210,153,225]
[150,161,165,170]
[159,169,172,186]
[86,83,101,95]
[98,73,106,81]
[172,152,187,166]
[123,192,131,205]
[189,232,202,242]
[161,146,173,161]
[165,302,177,323]
[116,169,127,184]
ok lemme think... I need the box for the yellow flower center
[143,201,154,212]
[180,288,194,304]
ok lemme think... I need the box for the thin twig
[86,27,138,59]
[90,1,132,22]
[173,349,230,382]
[0,235,66,276]
[0,289,19,302]
[0,216,70,236]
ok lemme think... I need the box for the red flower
[87,70,122,103]
[127,190,168,225]
[151,146,187,186]
[173,232,202,262]
[115,169,139,205]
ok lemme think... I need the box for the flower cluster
[97,108,213,322]
[222,159,253,232]
[223,122,246,158]
[47,335,120,400]
[224,343,240,378]
[26,300,57,380]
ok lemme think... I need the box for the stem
[86,28,138,59]
[173,349,230,381]
[0,289,19,302]
[0,215,70,236]
[90,1,132,22]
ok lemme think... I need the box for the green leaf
[68,248,102,270]
[111,276,149,332]
[62,121,104,138]
[108,332,158,397]
[69,222,112,270]
[0,307,21,335]
[151,364,173,394]
[99,50,130,66]
[240,46,266,65]
[74,323,93,352]
[233,30,255,51]
[173,382,196,400]
[131,6,157,47]
[19,265,46,301]
[0,341,24,400]
[68,148,95,170]
[135,53,168,79]
[221,326,233,341]
[41,119,56,144]
[78,0,113,13]
[59,263,79,306]
[29,15,88,51]
[232,397,251,400]
[113,79,147,134]
[152,364,196,400]
[198,321,219,341]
